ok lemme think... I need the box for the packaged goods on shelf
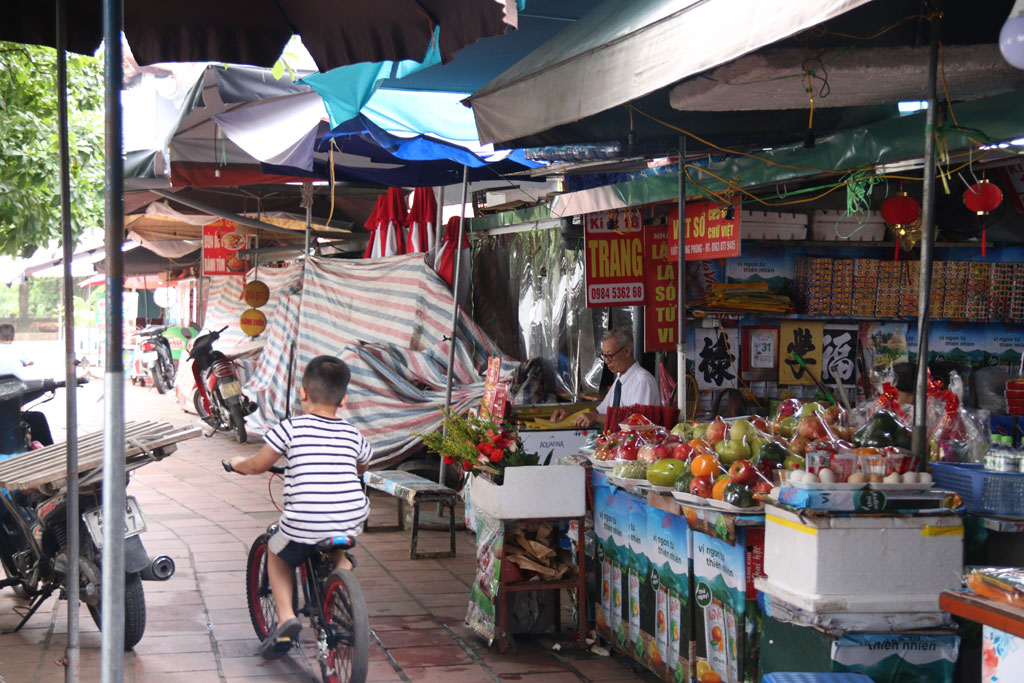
[875,261,901,318]
[830,259,854,317]
[928,261,946,318]
[795,256,833,316]
[966,262,991,320]
[852,259,879,317]
[899,261,920,318]
[943,261,969,320]
[1007,264,1024,322]
[989,263,1013,321]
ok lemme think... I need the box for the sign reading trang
[585,208,645,307]
[669,200,741,261]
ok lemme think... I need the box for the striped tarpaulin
[174,263,305,411]
[242,254,507,466]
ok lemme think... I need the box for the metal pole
[676,137,688,416]
[56,2,80,679]
[435,185,445,251]
[303,181,313,256]
[912,9,942,463]
[101,0,127,678]
[440,167,470,485]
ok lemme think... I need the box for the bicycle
[222,460,369,683]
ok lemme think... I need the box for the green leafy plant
[420,409,538,483]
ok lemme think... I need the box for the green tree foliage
[0,43,104,257]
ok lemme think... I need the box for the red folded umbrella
[405,187,437,254]
[434,216,470,289]
[363,187,408,259]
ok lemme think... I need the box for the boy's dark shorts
[268,529,319,568]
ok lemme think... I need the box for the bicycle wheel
[321,569,368,683]
[246,534,277,640]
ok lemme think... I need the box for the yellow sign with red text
[584,208,645,307]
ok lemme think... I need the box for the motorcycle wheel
[229,401,248,443]
[87,571,147,650]
[193,389,222,430]
[150,367,169,394]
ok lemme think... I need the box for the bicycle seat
[317,535,355,550]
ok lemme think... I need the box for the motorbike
[136,325,176,394]
[188,326,256,443]
[0,374,176,650]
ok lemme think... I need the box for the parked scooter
[137,325,176,394]
[188,326,256,443]
[0,374,176,650]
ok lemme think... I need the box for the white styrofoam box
[756,576,947,615]
[758,587,954,631]
[811,210,886,241]
[470,464,585,520]
[740,209,809,240]
[518,430,590,464]
[763,506,963,605]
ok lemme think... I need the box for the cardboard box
[472,465,585,519]
[759,616,959,682]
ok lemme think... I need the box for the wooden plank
[940,590,1024,639]
[0,421,162,479]
[0,423,200,491]
[0,423,170,483]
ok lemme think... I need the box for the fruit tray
[930,462,1024,515]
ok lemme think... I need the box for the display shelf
[742,239,992,249]
[688,309,1010,324]
[940,589,1024,639]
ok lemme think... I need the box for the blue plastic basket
[763,675,874,683]
[930,461,1024,515]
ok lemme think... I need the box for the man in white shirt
[551,326,660,429]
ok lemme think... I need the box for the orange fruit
[701,673,722,683]
[712,477,729,501]
[691,454,717,477]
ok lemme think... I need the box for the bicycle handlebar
[221,459,284,476]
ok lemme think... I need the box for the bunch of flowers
[420,409,538,483]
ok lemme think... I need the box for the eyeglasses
[601,345,626,362]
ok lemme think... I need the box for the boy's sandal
[345,550,357,570]
[260,617,302,660]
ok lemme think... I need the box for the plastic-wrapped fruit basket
[930,462,1024,515]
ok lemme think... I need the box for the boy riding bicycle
[228,355,371,659]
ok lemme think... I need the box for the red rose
[490,449,504,463]
[442,455,455,465]
[461,461,473,471]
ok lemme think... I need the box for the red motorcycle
[188,326,256,443]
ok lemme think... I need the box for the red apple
[753,481,773,495]
[728,460,758,486]
[777,398,801,419]
[752,416,770,434]
[672,442,695,461]
[638,444,659,464]
[690,475,713,498]
[798,415,828,441]
[618,442,638,460]
[653,444,673,460]
[649,428,669,445]
[705,417,729,444]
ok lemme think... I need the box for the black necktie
[612,379,622,408]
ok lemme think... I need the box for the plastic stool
[763,675,874,683]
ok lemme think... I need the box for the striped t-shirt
[264,414,373,544]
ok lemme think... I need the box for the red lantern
[963,179,1003,215]
[881,193,921,225]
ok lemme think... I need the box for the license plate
[82,497,147,549]
[219,380,241,398]
[142,351,157,362]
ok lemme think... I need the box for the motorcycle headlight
[0,377,26,400]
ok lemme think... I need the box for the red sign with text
[584,208,645,307]
[644,224,678,353]
[202,219,248,276]
[669,200,741,261]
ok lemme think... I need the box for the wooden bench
[362,470,457,560]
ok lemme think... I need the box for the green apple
[776,416,798,439]
[730,418,755,442]
[715,438,751,465]
[782,454,806,470]
[798,402,822,418]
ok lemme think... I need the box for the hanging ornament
[963,179,1004,215]
[964,179,1003,258]
[881,193,921,226]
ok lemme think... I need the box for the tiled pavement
[0,384,656,682]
